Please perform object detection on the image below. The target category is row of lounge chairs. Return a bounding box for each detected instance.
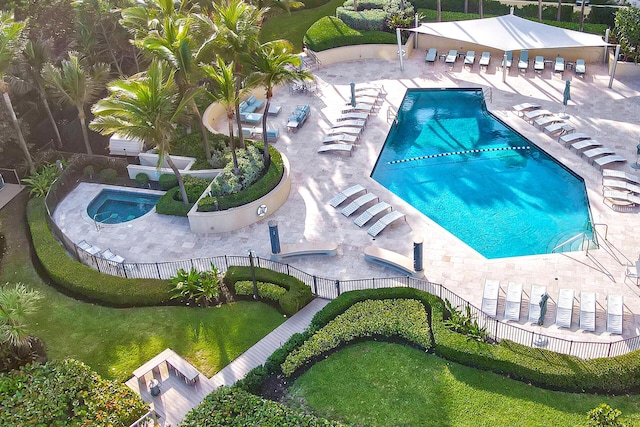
[518,104,576,138]
[425,48,490,70]
[329,184,405,236]
[601,169,640,209]
[77,240,126,264]
[481,280,623,334]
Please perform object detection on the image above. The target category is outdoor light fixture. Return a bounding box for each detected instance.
[247,249,258,300]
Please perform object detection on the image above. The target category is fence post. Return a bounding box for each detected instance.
[190,258,194,269]
[569,340,573,356]
[608,342,611,357]
[335,279,340,296]
[156,262,161,279]
[94,256,101,273]
[287,264,290,275]
[313,276,318,295]
[123,265,128,279]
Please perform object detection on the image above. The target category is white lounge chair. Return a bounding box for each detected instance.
[556,288,575,328]
[332,119,365,129]
[534,116,564,129]
[341,192,379,217]
[318,144,354,156]
[367,210,405,237]
[594,155,627,170]
[445,49,457,64]
[425,48,437,64]
[602,169,640,185]
[517,50,529,71]
[602,179,640,194]
[528,285,547,323]
[554,57,565,73]
[354,95,382,104]
[337,112,369,121]
[502,51,513,69]
[464,50,475,67]
[544,123,574,137]
[77,240,92,251]
[603,190,640,208]
[512,103,541,116]
[353,202,392,227]
[329,184,366,207]
[534,55,544,72]
[626,260,640,285]
[571,139,602,153]
[575,59,586,76]
[606,295,623,334]
[579,291,596,332]
[582,147,615,163]
[327,127,363,137]
[524,109,553,123]
[100,248,125,263]
[559,133,590,145]
[322,134,358,144]
[341,104,374,114]
[479,51,491,68]
[481,279,500,317]
[355,83,384,93]
[504,282,523,322]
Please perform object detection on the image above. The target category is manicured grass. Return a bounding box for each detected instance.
[288,342,640,426]
[0,193,286,381]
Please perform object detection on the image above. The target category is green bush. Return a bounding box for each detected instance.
[336,8,387,31]
[98,168,117,183]
[83,164,95,178]
[27,198,171,306]
[281,299,432,376]
[224,266,312,316]
[0,359,147,426]
[303,16,397,52]
[135,172,149,186]
[197,196,217,212]
[181,176,210,203]
[180,387,348,426]
[158,173,178,190]
[156,187,194,217]
[234,280,287,301]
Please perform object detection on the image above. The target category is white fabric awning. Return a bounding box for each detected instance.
[406,14,609,52]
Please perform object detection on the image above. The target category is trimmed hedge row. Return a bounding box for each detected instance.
[281,299,432,376]
[224,266,313,316]
[27,198,171,306]
[156,187,194,217]
[234,280,287,301]
[303,16,397,52]
[179,387,349,426]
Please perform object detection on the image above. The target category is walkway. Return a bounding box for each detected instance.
[126,297,329,426]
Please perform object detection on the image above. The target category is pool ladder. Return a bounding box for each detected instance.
[387,105,398,124]
[93,212,116,231]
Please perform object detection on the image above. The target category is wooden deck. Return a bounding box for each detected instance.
[125,298,329,426]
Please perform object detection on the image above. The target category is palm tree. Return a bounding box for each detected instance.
[44,52,110,155]
[437,0,441,22]
[538,0,543,22]
[0,11,35,174]
[557,0,562,21]
[90,60,197,204]
[0,283,42,358]
[248,41,311,168]
[479,0,483,19]
[201,57,243,175]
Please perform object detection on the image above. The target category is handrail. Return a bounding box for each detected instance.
[387,105,398,124]
[483,87,493,103]
[551,232,588,253]
[591,222,608,240]
[128,409,158,427]
[93,212,115,231]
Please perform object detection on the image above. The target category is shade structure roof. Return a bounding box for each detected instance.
[406,14,609,52]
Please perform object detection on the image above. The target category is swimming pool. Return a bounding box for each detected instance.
[371,88,593,259]
[87,189,161,224]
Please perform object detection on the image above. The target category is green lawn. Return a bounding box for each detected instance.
[0,193,286,381]
[288,342,640,426]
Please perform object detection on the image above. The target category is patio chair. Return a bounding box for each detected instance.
[464,50,475,67]
[504,282,523,322]
[481,279,500,317]
[559,132,591,145]
[603,190,640,208]
[329,184,366,207]
[337,112,369,122]
[570,139,602,153]
[317,144,353,156]
[594,155,627,170]
[252,128,280,143]
[367,210,405,237]
[534,55,545,72]
[341,104,374,114]
[322,134,358,145]
[341,192,379,217]
[534,116,564,129]
[332,119,365,129]
[575,59,586,76]
[579,291,596,332]
[99,248,125,263]
[286,104,311,132]
[544,123,575,137]
[328,127,363,138]
[517,50,529,71]
[445,50,457,65]
[554,57,565,73]
[523,109,553,123]
[479,51,491,69]
[602,179,640,194]
[528,284,547,324]
[425,48,437,64]
[606,294,623,334]
[240,112,263,124]
[602,169,640,185]
[353,201,392,227]
[502,51,513,69]
[555,288,575,329]
[582,147,615,163]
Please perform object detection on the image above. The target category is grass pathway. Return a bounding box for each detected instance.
[0,193,286,381]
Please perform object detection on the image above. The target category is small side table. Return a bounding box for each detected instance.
[268,105,282,116]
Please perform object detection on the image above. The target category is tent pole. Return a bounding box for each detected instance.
[604,29,610,64]
[396,28,404,72]
[502,52,507,83]
[414,14,419,49]
[608,44,620,89]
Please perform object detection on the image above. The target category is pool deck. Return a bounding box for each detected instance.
[54,53,640,343]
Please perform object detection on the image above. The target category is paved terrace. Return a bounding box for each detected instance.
[54,53,640,343]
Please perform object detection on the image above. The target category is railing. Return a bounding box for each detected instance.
[0,168,21,185]
[483,87,493,103]
[128,410,158,427]
[551,232,590,254]
[387,105,398,124]
[93,212,116,231]
[303,47,322,69]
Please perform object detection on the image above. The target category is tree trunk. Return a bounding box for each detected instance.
[557,0,562,21]
[166,154,189,204]
[538,0,543,22]
[234,69,245,149]
[479,0,483,18]
[464,0,468,14]
[227,113,239,175]
[579,1,586,31]
[78,109,93,155]
[2,90,35,174]
[437,0,441,22]
[39,91,63,150]
[192,101,211,162]
[262,95,271,169]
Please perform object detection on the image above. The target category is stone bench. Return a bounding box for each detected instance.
[364,246,424,278]
[271,242,338,261]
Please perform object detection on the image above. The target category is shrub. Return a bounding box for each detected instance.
[587,403,627,427]
[336,8,387,31]
[155,187,193,217]
[208,145,265,197]
[0,359,147,426]
[158,173,178,190]
[197,196,217,212]
[234,280,287,302]
[169,264,220,307]
[98,168,117,183]
[27,198,171,306]
[303,16,397,52]
[83,164,95,179]
[281,299,432,376]
[180,387,348,426]
[224,266,312,316]
[182,176,210,203]
[22,163,61,198]
[135,173,149,186]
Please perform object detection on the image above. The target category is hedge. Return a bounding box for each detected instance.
[224,266,312,316]
[179,387,349,426]
[156,187,194,217]
[0,359,147,426]
[303,16,397,52]
[234,280,287,302]
[281,299,432,376]
[27,198,171,306]
[336,8,387,31]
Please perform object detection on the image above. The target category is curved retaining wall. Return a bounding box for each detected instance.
[187,153,291,234]
[313,34,415,65]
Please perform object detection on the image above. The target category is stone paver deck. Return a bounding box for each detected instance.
[55,53,640,343]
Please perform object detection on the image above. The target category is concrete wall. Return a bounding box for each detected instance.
[609,52,640,77]
[314,34,415,65]
[187,153,291,234]
[138,152,195,170]
[202,88,267,134]
[126,164,221,181]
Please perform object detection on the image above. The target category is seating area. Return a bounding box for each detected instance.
[239,95,265,124]
[241,126,280,142]
[287,104,311,132]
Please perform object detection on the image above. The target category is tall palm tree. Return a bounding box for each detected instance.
[201,57,243,175]
[44,52,110,155]
[538,0,543,22]
[479,0,483,19]
[248,41,310,168]
[0,12,35,174]
[557,0,562,21]
[437,0,441,22]
[90,60,197,204]
[0,283,41,358]
[212,0,264,150]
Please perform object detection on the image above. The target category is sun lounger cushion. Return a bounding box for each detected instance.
[579,291,596,332]
[512,103,540,115]
[353,202,392,227]
[544,123,574,136]
[481,279,500,317]
[559,133,590,145]
[329,184,366,207]
[534,56,544,71]
[607,295,623,334]
[602,169,640,185]
[479,52,491,67]
[554,57,565,72]
[575,59,586,75]
[571,139,601,152]
[524,109,552,122]
[341,104,374,113]
[338,112,369,121]
[341,192,378,217]
[332,119,365,128]
[556,288,574,328]
[504,282,523,321]
[518,50,529,70]
[425,48,437,63]
[367,210,405,237]
[528,285,547,324]
[604,190,640,206]
[464,51,475,65]
[502,51,513,68]
[594,154,626,169]
[322,134,358,144]
[240,112,263,124]
[446,50,457,63]
[583,147,615,161]
[534,116,563,128]
[328,127,362,137]
[318,144,353,156]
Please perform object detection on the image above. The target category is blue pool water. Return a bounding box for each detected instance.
[87,189,161,224]
[371,88,592,259]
